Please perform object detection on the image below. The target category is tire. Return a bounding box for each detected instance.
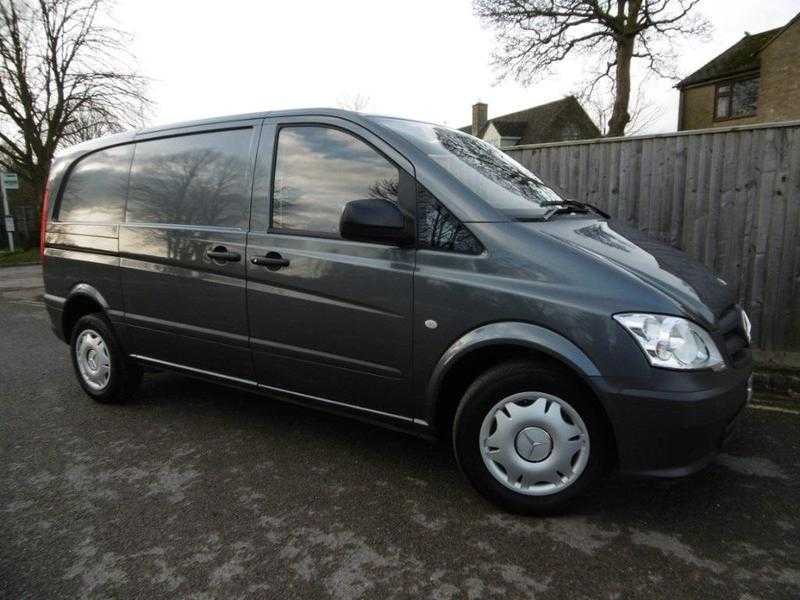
[70,313,142,404]
[453,360,608,515]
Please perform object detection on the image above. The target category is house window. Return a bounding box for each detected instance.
[715,77,759,120]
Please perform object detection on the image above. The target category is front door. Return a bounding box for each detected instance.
[246,117,416,419]
[119,123,260,381]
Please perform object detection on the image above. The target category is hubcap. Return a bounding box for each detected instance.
[75,329,111,391]
[479,392,590,496]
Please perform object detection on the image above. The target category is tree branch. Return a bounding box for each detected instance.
[475,0,710,135]
[0,0,151,206]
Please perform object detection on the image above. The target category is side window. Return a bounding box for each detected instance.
[417,186,483,255]
[57,145,133,223]
[272,126,400,236]
[126,129,252,228]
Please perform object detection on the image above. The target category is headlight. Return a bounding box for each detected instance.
[613,313,725,371]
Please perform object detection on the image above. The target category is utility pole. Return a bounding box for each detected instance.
[0,169,14,252]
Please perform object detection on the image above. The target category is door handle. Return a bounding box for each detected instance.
[251,252,290,270]
[206,247,241,262]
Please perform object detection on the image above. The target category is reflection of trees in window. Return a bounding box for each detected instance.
[125,130,251,263]
[272,126,400,236]
[130,149,240,226]
[368,177,399,202]
[58,145,133,223]
[272,179,303,230]
[434,127,560,205]
[127,131,250,230]
[417,186,482,255]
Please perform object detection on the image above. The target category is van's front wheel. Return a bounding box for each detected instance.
[70,313,141,403]
[453,360,607,514]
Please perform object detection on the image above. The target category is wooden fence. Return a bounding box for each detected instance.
[504,121,800,354]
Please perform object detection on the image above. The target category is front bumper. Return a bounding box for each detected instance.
[594,365,753,477]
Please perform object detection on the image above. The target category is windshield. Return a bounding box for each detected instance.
[374,117,566,219]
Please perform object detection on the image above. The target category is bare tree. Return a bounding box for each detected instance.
[474,0,710,136]
[583,74,661,135]
[337,92,370,112]
[0,0,150,210]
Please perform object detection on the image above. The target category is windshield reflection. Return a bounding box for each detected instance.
[375,118,564,217]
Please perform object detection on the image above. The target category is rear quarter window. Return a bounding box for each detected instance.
[126,129,253,229]
[57,145,133,223]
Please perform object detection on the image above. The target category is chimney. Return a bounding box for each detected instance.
[472,102,487,137]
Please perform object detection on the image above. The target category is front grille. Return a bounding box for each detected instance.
[717,305,749,367]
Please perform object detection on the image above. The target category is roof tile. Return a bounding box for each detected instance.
[677,28,780,88]
[459,96,599,143]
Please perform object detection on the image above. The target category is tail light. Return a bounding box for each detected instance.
[39,186,50,260]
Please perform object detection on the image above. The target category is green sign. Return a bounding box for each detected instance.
[2,173,18,189]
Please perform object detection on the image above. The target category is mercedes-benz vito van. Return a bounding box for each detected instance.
[41,109,753,513]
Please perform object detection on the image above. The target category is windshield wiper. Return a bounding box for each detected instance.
[540,199,610,220]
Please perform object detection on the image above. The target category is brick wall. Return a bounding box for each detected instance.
[679,18,800,130]
[680,84,760,130]
[759,18,800,122]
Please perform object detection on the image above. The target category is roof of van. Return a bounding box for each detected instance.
[51,107,507,224]
[137,107,377,134]
[54,108,416,159]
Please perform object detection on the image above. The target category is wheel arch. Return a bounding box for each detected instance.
[62,283,111,341]
[425,322,616,460]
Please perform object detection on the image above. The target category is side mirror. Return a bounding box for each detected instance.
[339,199,413,246]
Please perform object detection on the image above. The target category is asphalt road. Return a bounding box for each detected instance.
[1,266,798,599]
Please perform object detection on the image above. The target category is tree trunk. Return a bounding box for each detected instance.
[607,34,635,137]
[27,166,49,218]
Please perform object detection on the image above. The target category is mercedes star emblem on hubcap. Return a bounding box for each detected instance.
[514,426,553,462]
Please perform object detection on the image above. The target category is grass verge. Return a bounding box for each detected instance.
[0,247,39,266]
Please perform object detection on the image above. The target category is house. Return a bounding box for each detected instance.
[676,12,800,130]
[459,97,600,147]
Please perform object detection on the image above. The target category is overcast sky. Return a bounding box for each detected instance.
[114,0,800,133]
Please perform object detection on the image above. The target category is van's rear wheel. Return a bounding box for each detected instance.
[70,313,141,404]
[453,360,607,514]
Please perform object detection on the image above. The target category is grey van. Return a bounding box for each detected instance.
[41,109,753,513]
